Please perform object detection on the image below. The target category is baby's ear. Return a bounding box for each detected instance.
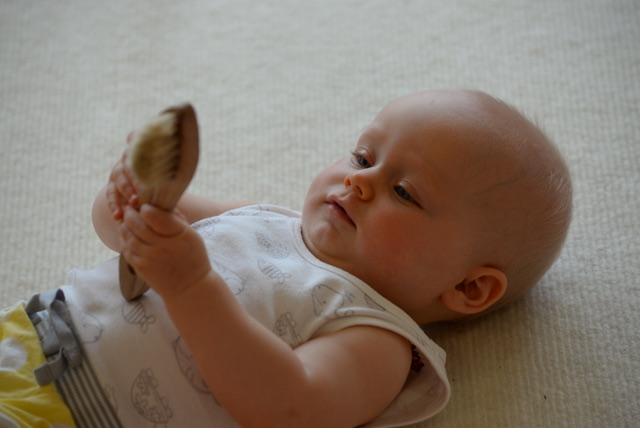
[440,267,507,315]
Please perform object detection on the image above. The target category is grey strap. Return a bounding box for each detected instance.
[26,289,83,386]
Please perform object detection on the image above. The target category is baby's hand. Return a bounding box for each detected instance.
[119,204,212,297]
[107,132,140,221]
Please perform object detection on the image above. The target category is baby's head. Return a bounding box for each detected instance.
[301,90,572,324]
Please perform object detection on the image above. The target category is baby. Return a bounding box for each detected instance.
[1,90,572,428]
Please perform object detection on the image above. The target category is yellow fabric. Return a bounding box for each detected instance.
[0,303,76,428]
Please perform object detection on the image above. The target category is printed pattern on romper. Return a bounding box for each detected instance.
[211,259,246,295]
[67,302,105,344]
[173,336,214,396]
[248,209,304,347]
[255,216,293,284]
[311,284,356,319]
[122,299,156,333]
[131,368,173,427]
[273,311,302,348]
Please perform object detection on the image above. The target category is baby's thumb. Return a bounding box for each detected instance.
[139,204,187,236]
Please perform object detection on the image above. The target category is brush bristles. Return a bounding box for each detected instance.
[127,112,179,187]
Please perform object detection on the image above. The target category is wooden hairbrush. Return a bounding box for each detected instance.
[119,103,199,300]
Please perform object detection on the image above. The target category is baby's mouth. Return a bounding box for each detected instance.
[327,199,355,227]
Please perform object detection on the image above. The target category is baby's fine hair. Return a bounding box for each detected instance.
[470,92,573,315]
[504,125,573,304]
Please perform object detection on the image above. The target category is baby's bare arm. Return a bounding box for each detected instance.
[165,271,412,428]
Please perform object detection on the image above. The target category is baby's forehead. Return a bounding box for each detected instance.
[369,91,552,171]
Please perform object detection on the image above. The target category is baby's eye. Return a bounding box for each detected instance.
[357,156,371,168]
[351,151,372,168]
[395,186,414,202]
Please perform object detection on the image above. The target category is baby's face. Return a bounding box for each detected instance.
[302,91,499,323]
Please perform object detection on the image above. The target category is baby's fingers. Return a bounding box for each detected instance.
[106,180,126,220]
[121,205,157,245]
[110,158,139,208]
[139,204,188,237]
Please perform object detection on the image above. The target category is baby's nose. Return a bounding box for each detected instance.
[344,170,373,201]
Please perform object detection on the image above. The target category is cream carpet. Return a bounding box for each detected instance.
[1,1,638,427]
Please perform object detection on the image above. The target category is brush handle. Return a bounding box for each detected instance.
[119,103,199,300]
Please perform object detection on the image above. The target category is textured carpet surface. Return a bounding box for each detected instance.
[1,1,638,426]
